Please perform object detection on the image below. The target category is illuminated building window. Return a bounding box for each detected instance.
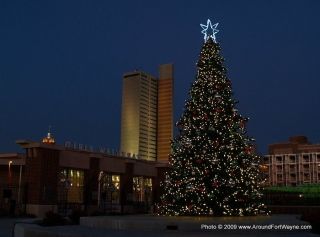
[100,174,120,204]
[133,177,143,202]
[58,168,84,203]
[133,176,152,203]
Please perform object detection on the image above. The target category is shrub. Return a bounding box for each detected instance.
[41,211,66,226]
[68,209,87,224]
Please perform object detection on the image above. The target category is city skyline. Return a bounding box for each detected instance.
[1,0,320,154]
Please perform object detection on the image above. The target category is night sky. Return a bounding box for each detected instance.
[1,0,320,154]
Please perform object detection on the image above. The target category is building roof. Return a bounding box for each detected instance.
[268,136,320,155]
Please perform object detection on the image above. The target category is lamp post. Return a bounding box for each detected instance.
[17,164,23,206]
[98,171,104,208]
[8,160,13,186]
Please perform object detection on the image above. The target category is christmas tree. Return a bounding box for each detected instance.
[158,20,266,216]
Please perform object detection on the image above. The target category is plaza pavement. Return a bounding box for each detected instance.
[0,218,15,237]
[3,215,319,237]
[0,218,35,237]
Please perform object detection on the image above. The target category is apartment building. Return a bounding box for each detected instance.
[263,136,320,186]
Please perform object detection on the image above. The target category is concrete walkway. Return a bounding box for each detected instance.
[12,215,319,237]
[0,218,15,237]
[0,218,35,237]
[80,214,313,231]
[14,224,319,237]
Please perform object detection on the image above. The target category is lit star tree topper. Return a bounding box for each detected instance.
[200,19,219,42]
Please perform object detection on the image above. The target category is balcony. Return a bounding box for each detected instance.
[289,169,296,173]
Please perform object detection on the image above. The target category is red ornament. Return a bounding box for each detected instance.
[213,140,219,147]
[212,181,219,188]
[187,204,193,209]
[245,146,254,154]
[196,159,202,164]
[198,187,205,192]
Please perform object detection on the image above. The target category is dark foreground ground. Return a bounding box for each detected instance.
[1,215,319,237]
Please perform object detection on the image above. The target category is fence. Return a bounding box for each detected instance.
[0,184,27,216]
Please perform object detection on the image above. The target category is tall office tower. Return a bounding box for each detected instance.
[120,71,158,161]
[157,64,174,162]
[120,64,174,161]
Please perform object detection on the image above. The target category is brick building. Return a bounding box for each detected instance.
[0,138,168,217]
[1,63,174,217]
[263,136,320,186]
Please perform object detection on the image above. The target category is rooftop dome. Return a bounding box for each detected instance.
[42,126,55,144]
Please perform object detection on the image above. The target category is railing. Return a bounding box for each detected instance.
[0,184,27,216]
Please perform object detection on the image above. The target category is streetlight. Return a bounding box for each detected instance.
[98,171,104,208]
[8,161,13,185]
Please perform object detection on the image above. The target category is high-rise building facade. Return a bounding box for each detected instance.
[120,64,173,161]
[157,64,174,162]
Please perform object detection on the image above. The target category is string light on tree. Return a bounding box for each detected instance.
[157,19,268,216]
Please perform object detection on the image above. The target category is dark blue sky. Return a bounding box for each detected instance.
[1,0,320,154]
